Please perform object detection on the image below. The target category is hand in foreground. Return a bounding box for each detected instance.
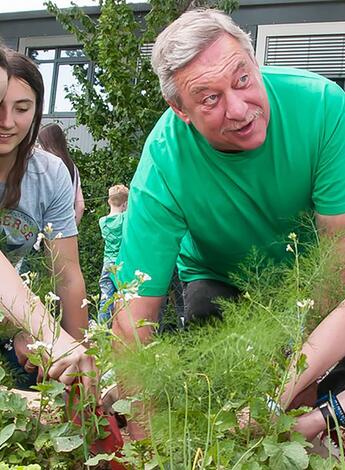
[48,332,98,396]
[14,331,37,375]
[14,330,98,396]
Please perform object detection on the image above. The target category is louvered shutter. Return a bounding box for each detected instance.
[263,33,345,78]
[140,43,154,60]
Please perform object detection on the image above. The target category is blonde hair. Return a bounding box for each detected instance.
[108,184,129,207]
[151,9,254,105]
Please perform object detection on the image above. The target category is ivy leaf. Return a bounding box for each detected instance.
[0,423,16,447]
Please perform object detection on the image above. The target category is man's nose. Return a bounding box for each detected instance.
[224,92,248,121]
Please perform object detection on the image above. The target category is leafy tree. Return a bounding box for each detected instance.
[45,0,239,295]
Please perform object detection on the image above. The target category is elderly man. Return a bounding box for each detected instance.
[112,8,345,442]
[115,8,345,337]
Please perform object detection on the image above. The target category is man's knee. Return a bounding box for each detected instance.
[182,279,239,324]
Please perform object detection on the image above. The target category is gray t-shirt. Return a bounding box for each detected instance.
[0,148,77,271]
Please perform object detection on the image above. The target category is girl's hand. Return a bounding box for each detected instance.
[48,334,98,395]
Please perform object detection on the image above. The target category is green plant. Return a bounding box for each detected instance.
[109,230,345,469]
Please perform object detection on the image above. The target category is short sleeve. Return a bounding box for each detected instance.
[117,142,187,296]
[313,83,345,215]
[43,162,77,238]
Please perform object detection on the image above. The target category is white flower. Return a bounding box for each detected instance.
[243,291,251,300]
[124,292,140,301]
[81,298,91,309]
[83,330,91,344]
[33,232,45,251]
[44,222,53,234]
[27,341,53,353]
[286,244,294,253]
[45,291,60,302]
[288,232,297,241]
[21,271,31,286]
[55,232,63,239]
[31,295,40,305]
[141,90,147,96]
[134,270,152,282]
[296,299,315,310]
[88,319,98,331]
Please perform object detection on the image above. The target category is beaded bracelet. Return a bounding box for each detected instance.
[319,402,336,430]
[330,394,345,427]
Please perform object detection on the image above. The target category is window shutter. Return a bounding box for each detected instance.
[264,34,345,78]
[140,43,154,60]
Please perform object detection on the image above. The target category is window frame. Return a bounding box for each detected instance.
[19,35,93,117]
[255,22,345,89]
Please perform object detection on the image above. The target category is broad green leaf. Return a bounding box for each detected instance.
[276,414,296,434]
[266,441,309,469]
[0,423,16,447]
[52,434,83,452]
[112,398,132,416]
[309,454,338,469]
[0,366,5,383]
[241,463,263,470]
[34,432,50,452]
[85,452,116,465]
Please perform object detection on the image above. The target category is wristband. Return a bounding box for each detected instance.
[319,402,336,430]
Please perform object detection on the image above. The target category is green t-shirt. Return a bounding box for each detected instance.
[99,212,126,263]
[117,66,345,295]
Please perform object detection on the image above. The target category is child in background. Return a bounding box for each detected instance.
[98,184,128,325]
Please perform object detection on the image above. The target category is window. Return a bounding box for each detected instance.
[28,46,92,115]
[19,36,94,116]
[256,22,345,90]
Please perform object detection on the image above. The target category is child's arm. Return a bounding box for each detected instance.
[0,250,96,391]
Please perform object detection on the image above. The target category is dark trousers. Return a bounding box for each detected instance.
[182,279,240,325]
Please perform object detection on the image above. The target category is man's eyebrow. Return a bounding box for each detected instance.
[233,60,247,74]
[191,85,209,96]
[190,60,248,96]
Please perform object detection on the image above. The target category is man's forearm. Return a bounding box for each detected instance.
[281,300,345,408]
[112,297,163,346]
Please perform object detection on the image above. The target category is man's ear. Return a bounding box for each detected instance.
[167,99,191,125]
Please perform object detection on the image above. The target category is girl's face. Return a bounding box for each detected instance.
[0,67,8,102]
[0,76,36,161]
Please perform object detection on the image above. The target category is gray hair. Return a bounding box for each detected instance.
[151,9,254,105]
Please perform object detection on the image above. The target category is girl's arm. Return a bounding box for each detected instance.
[45,236,88,341]
[0,250,96,390]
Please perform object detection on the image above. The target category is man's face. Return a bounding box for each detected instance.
[169,34,270,152]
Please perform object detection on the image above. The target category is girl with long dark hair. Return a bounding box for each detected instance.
[0,48,95,391]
